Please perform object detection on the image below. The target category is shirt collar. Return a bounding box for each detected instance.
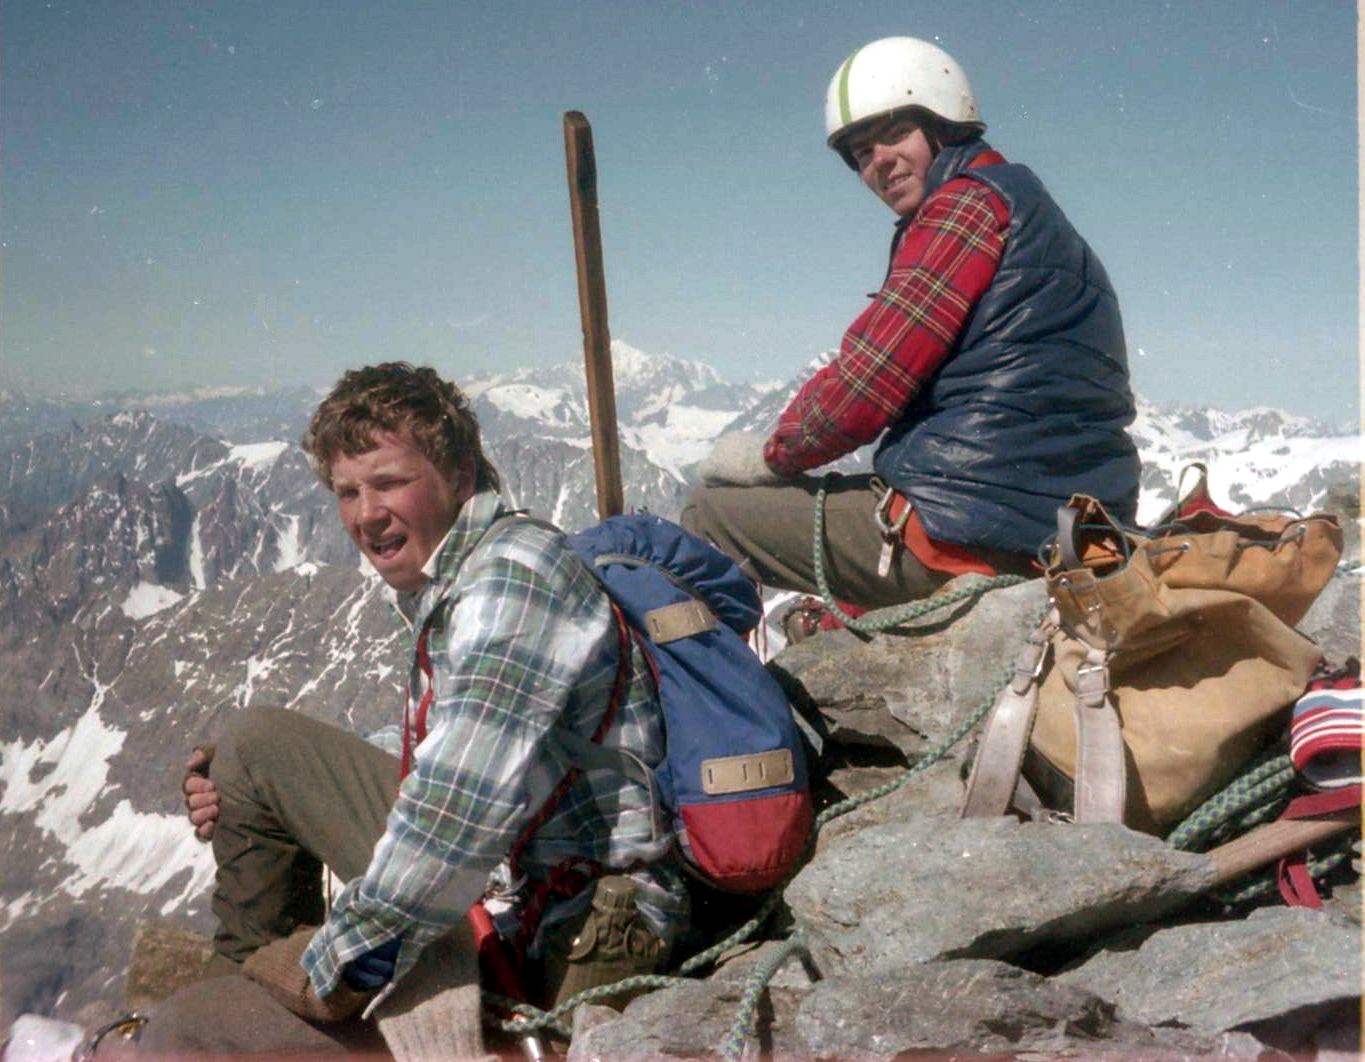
[394,489,505,625]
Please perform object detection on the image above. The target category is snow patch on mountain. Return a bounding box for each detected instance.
[188,513,207,589]
[63,803,214,912]
[0,707,125,835]
[481,383,573,423]
[120,582,185,620]
[175,439,289,489]
[273,514,307,571]
[0,704,211,922]
[622,405,739,478]
[228,440,289,472]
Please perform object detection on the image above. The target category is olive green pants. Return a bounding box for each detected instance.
[136,707,663,1055]
[209,706,398,964]
[133,707,398,1057]
[680,475,1034,609]
[680,475,951,609]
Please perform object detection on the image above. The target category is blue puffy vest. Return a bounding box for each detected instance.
[873,139,1141,557]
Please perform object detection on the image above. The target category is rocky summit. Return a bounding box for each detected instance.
[566,565,1359,1059]
[0,346,1360,1057]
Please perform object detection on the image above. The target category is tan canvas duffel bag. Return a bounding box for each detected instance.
[962,482,1343,835]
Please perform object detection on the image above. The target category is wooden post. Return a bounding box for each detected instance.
[563,111,624,519]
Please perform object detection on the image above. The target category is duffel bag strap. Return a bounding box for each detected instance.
[1072,642,1126,823]
[961,611,1058,819]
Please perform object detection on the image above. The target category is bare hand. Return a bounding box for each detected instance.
[183,746,219,842]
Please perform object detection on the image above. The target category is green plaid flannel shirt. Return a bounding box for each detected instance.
[302,491,685,998]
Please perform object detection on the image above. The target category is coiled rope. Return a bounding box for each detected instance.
[1166,746,1358,907]
[1167,747,1295,852]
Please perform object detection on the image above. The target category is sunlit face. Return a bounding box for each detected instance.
[848,117,936,218]
[330,431,472,592]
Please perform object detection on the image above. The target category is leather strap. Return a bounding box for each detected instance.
[550,728,664,847]
[700,749,795,795]
[643,599,717,643]
[1072,643,1126,823]
[960,613,1057,819]
[1056,504,1084,572]
[1274,786,1362,906]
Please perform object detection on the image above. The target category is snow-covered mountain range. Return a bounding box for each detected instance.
[0,341,1359,1028]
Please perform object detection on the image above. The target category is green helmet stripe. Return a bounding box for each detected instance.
[836,49,860,126]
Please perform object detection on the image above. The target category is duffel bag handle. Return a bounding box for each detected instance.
[1048,495,1134,578]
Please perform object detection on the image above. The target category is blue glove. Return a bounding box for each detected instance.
[341,936,402,991]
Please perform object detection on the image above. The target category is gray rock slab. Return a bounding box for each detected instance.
[124,920,214,1010]
[1300,567,1362,663]
[786,817,1218,976]
[815,757,967,853]
[565,977,807,1061]
[793,959,1222,1061]
[773,578,1046,757]
[1058,905,1363,1038]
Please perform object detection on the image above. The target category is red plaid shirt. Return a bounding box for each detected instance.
[765,152,1009,476]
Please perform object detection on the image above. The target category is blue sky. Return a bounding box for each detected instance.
[1,1,1357,422]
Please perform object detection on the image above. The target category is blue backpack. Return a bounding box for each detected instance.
[564,514,813,893]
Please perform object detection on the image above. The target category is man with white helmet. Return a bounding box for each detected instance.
[684,37,1140,611]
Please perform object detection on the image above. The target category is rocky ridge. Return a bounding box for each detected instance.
[0,346,1360,1054]
[572,571,1361,1059]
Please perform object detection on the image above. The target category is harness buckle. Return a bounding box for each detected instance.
[874,485,911,578]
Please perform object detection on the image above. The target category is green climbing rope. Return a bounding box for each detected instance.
[1166,748,1295,851]
[717,931,811,1062]
[1166,745,1356,909]
[810,474,1029,632]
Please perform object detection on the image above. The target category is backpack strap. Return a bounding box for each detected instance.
[1055,504,1085,572]
[1071,641,1126,823]
[506,603,633,878]
[961,610,1057,818]
[961,606,1127,824]
[549,729,665,848]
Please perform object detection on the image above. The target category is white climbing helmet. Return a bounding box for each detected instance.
[825,37,985,168]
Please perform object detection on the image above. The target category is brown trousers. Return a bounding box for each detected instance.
[135,708,661,1055]
[209,706,398,964]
